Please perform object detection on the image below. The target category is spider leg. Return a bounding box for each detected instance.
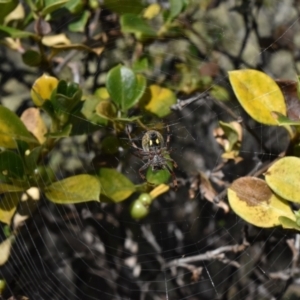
[139,162,150,180]
[126,125,141,150]
[166,124,171,150]
[165,164,178,190]
[165,157,178,168]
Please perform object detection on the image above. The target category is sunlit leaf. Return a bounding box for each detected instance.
[31,74,59,106]
[45,174,101,204]
[265,156,300,203]
[143,3,161,19]
[0,235,15,266]
[0,0,18,24]
[42,33,71,47]
[228,177,295,228]
[98,168,136,202]
[106,65,146,110]
[0,106,37,148]
[141,84,176,117]
[0,192,20,225]
[228,69,286,125]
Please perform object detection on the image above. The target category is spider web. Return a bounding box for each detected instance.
[1,1,300,300]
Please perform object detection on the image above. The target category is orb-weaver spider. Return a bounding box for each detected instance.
[126,125,178,189]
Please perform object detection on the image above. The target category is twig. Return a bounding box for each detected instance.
[171,93,208,111]
[166,238,249,269]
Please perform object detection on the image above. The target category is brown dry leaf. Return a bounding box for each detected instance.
[275,79,300,121]
[20,108,47,144]
[198,172,229,213]
[199,62,219,77]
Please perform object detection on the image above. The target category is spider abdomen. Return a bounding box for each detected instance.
[142,130,164,152]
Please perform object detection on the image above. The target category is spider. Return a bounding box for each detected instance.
[126,125,178,189]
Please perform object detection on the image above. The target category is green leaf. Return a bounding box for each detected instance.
[103,0,144,15]
[265,156,300,203]
[68,10,90,32]
[0,183,25,194]
[98,168,135,202]
[42,0,69,16]
[0,106,37,148]
[22,49,42,67]
[141,84,176,117]
[279,216,300,231]
[210,85,229,101]
[271,111,300,126]
[46,124,72,138]
[146,168,170,185]
[0,0,18,24]
[219,121,239,152]
[101,136,120,154]
[120,14,156,39]
[0,192,20,225]
[132,57,149,72]
[0,24,36,38]
[45,174,101,204]
[168,0,184,20]
[106,65,146,110]
[64,0,84,13]
[0,151,24,179]
[96,100,117,120]
[50,43,100,59]
[81,95,108,126]
[51,80,82,113]
[228,69,286,125]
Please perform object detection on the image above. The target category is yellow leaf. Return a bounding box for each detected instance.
[143,3,161,19]
[0,192,20,225]
[265,156,300,203]
[0,235,14,266]
[142,85,176,117]
[228,177,295,228]
[42,33,71,47]
[228,69,286,125]
[31,74,58,106]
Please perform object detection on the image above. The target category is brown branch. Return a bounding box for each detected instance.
[166,238,249,269]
